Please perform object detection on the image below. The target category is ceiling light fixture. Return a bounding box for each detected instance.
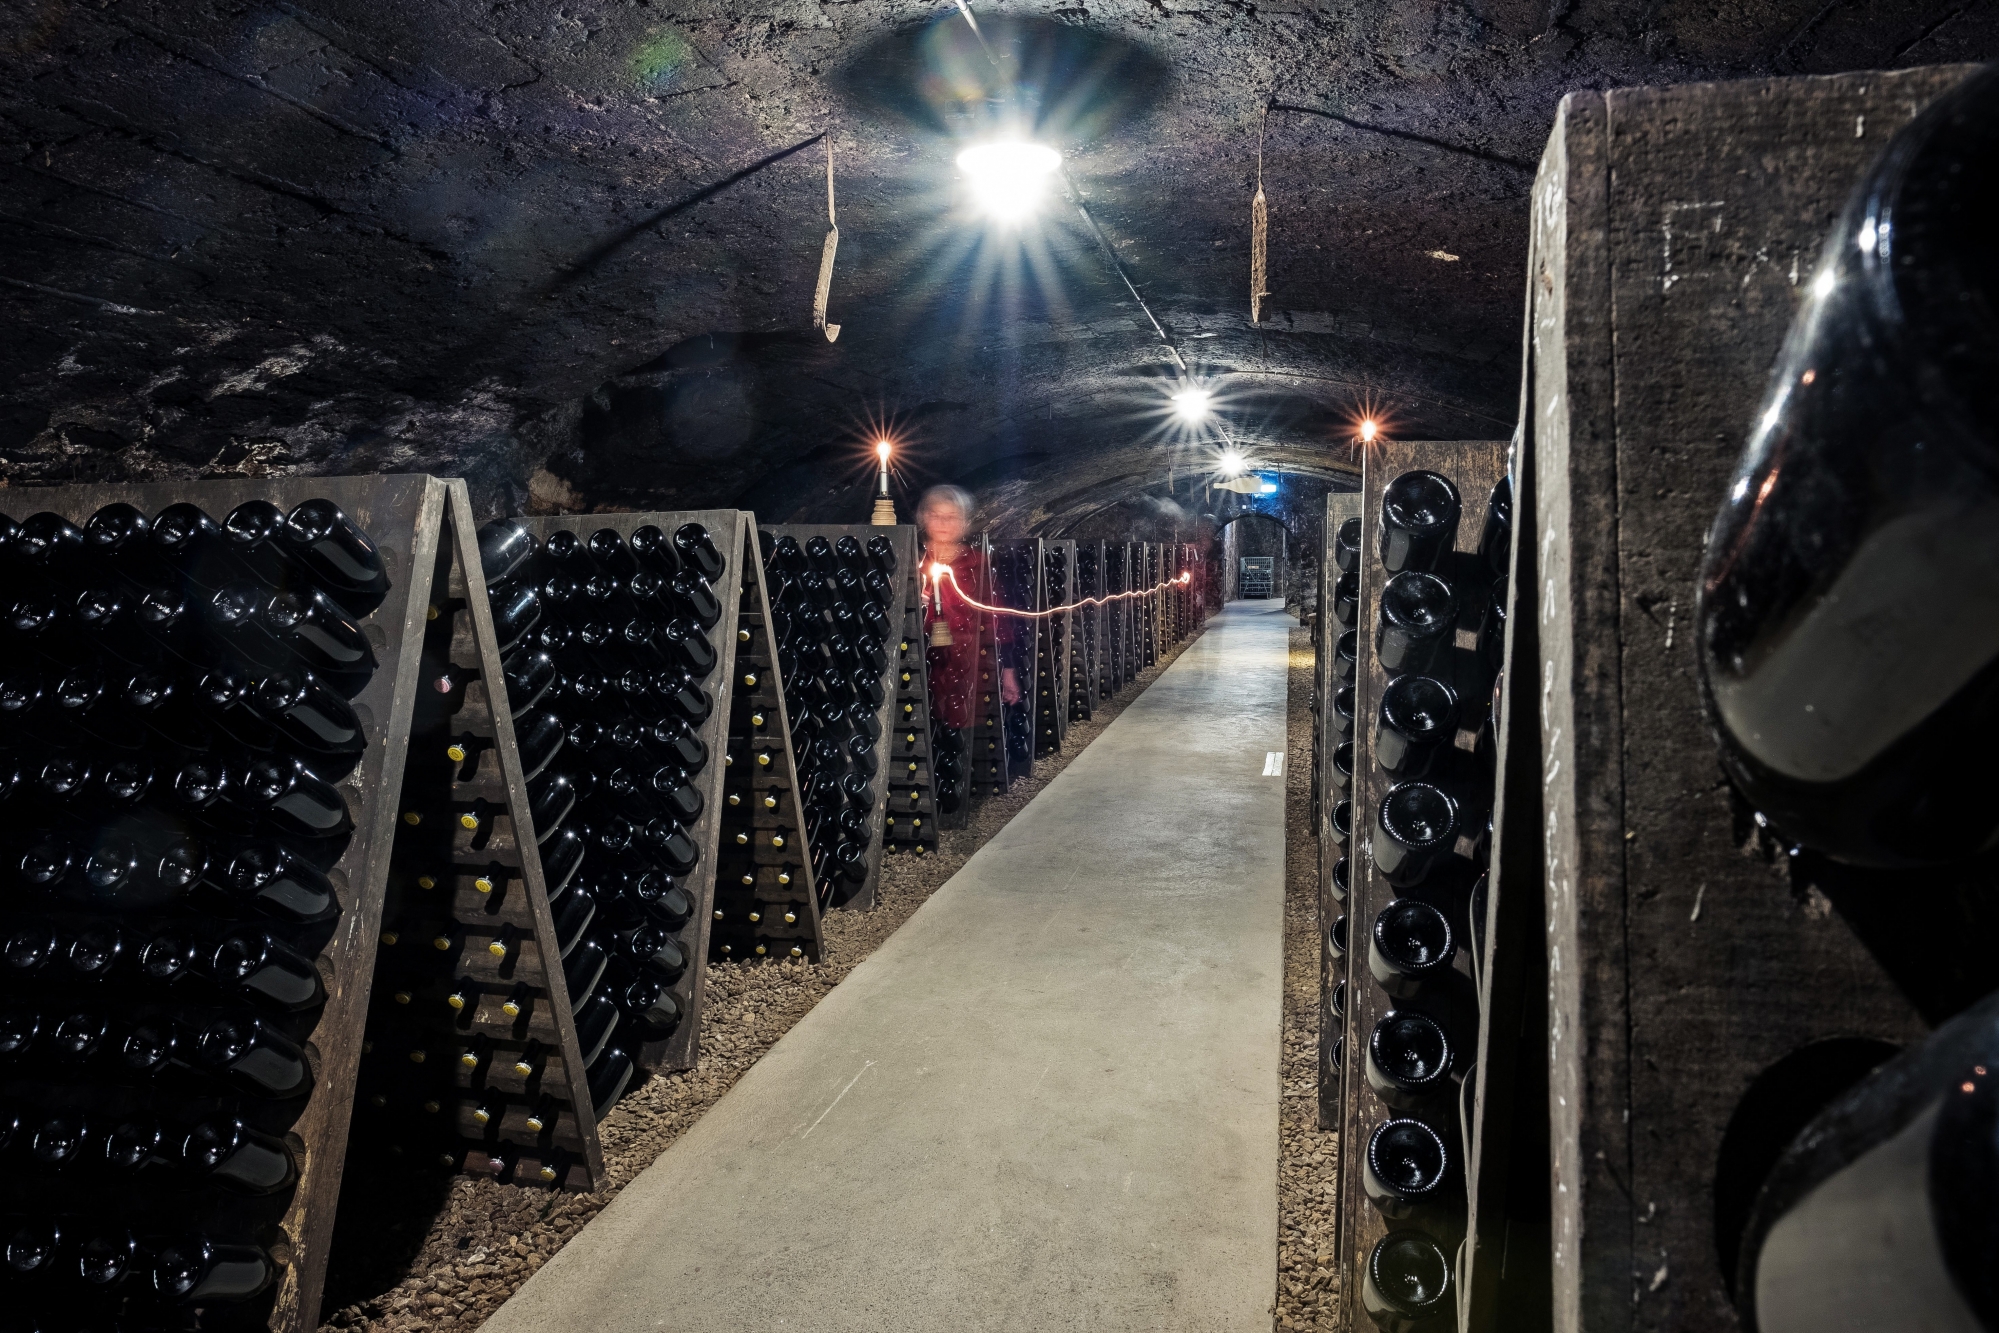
[957,141,1063,223]
[1170,387,1214,423]
[1358,418,1379,443]
[1218,449,1246,477]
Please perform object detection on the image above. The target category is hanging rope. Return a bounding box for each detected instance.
[812,135,841,343]
[1251,100,1272,325]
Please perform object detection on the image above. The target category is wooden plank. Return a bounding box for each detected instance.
[713,517,824,960]
[1526,68,1979,1333]
[1334,441,1506,1330]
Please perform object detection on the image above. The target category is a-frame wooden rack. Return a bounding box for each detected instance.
[757,523,927,912]
[0,475,603,1333]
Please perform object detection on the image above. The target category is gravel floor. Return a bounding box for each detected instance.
[1276,624,1343,1330]
[317,627,1207,1333]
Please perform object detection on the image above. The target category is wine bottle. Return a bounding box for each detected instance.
[13,512,89,592]
[1331,799,1352,848]
[77,1229,143,1288]
[1332,856,1350,904]
[138,932,199,988]
[0,1009,39,1060]
[1331,684,1356,742]
[573,990,620,1066]
[1741,987,1999,1333]
[190,1012,313,1097]
[1365,1010,1454,1108]
[617,926,687,984]
[1364,1118,1452,1219]
[1372,782,1459,888]
[1333,740,1354,794]
[219,499,306,590]
[587,1042,635,1117]
[182,1117,297,1194]
[28,1113,88,1168]
[48,1010,108,1062]
[151,1236,275,1304]
[541,825,587,896]
[619,977,683,1036]
[1328,915,1348,961]
[528,769,577,841]
[476,518,538,589]
[253,668,367,766]
[671,570,721,630]
[1368,900,1457,998]
[563,934,610,1007]
[83,501,154,581]
[228,754,353,839]
[210,931,325,1011]
[102,1117,173,1173]
[1335,628,1358,682]
[502,649,557,717]
[515,709,567,780]
[553,885,597,956]
[219,843,338,923]
[1377,572,1459,676]
[66,925,127,983]
[1361,1230,1456,1332]
[1374,675,1460,780]
[1335,517,1363,573]
[628,525,681,576]
[3,1217,60,1279]
[491,580,543,656]
[282,498,392,617]
[1694,67,1999,868]
[1379,470,1462,575]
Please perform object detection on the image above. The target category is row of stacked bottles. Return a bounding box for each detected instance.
[1325,464,1510,1333]
[881,530,941,858]
[0,491,393,1329]
[749,530,903,921]
[1035,542,1074,758]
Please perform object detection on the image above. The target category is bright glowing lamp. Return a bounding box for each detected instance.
[875,438,892,462]
[1259,482,1278,494]
[1218,449,1246,477]
[1359,418,1379,443]
[1171,387,1214,423]
[957,142,1063,223]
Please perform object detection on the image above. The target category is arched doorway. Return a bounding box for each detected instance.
[1216,512,1293,602]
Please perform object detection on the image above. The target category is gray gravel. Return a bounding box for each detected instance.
[1275,624,1343,1329]
[317,630,1207,1333]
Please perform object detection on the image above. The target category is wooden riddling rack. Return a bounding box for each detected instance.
[1314,493,1362,1128]
[503,511,748,1075]
[1448,64,1992,1333]
[0,473,589,1333]
[1036,540,1076,757]
[969,537,1035,804]
[353,485,618,1200]
[757,525,924,913]
[1321,442,1508,1331]
[886,541,944,856]
[1069,541,1100,723]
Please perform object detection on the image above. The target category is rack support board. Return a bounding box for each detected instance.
[1505,68,1980,1333]
[512,511,749,1074]
[1329,442,1506,1332]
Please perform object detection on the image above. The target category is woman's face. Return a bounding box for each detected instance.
[922,501,968,547]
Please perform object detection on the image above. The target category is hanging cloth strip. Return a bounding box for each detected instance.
[1251,100,1272,325]
[812,136,841,342]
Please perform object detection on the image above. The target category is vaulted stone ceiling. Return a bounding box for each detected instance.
[2,1,1989,532]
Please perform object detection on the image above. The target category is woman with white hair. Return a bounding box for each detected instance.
[918,487,1020,809]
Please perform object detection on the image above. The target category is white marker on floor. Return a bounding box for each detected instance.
[1263,752,1284,776]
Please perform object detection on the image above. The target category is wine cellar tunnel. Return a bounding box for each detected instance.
[1,3,1998,1333]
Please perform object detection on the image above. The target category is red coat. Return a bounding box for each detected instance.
[921,545,989,729]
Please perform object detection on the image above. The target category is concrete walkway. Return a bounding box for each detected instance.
[483,600,1293,1333]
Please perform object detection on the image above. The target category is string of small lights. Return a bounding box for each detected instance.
[927,561,1190,618]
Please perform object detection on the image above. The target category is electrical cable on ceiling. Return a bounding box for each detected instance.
[813,135,842,342]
